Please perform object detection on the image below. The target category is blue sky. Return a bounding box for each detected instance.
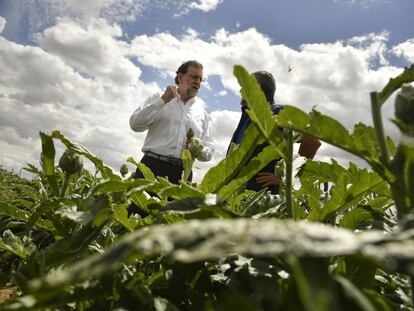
[0,0,413,180]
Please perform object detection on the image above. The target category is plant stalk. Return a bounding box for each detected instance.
[411,276,414,309]
[286,129,294,219]
[61,174,71,197]
[370,92,391,166]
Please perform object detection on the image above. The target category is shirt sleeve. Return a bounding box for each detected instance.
[129,94,165,132]
[196,112,215,162]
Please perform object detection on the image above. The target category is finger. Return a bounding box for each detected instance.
[256,177,271,184]
[257,172,272,177]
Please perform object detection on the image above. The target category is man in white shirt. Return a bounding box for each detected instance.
[129,60,214,210]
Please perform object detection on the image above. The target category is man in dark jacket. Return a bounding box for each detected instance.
[227,71,321,194]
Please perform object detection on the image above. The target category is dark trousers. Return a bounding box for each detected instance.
[127,155,192,216]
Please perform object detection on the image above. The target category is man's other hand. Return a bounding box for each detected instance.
[298,135,321,159]
[256,172,280,188]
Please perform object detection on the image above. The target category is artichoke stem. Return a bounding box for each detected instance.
[285,129,294,219]
[61,174,72,197]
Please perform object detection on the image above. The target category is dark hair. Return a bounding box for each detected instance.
[252,71,276,104]
[175,60,203,85]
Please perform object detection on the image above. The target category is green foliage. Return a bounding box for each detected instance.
[0,64,413,310]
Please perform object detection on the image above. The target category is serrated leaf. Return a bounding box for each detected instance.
[181,149,193,182]
[218,144,280,200]
[127,157,156,181]
[308,168,387,222]
[199,124,263,193]
[339,207,374,230]
[233,65,286,159]
[298,159,347,184]
[335,275,376,311]
[87,179,155,197]
[113,204,138,231]
[0,230,28,259]
[274,107,395,181]
[7,218,414,309]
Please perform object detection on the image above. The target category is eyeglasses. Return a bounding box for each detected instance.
[186,74,206,83]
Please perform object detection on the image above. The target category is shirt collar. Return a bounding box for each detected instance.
[178,95,196,106]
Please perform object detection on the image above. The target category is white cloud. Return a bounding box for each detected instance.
[218,90,227,96]
[0,16,6,33]
[0,21,158,177]
[392,39,414,63]
[37,18,140,86]
[2,0,222,36]
[333,0,387,8]
[189,0,224,12]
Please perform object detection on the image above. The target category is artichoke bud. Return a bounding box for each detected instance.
[188,138,204,158]
[120,164,129,177]
[59,149,83,175]
[395,85,414,126]
[186,128,194,140]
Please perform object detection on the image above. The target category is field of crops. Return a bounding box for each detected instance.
[0,65,413,310]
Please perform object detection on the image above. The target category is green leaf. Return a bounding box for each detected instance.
[87,179,155,197]
[181,149,194,182]
[363,290,393,311]
[161,200,238,220]
[288,257,336,311]
[339,207,374,230]
[7,218,414,308]
[199,124,263,194]
[337,257,377,290]
[274,107,395,181]
[0,202,29,222]
[335,275,376,311]
[127,157,156,181]
[40,223,109,269]
[113,203,138,231]
[308,166,388,222]
[0,230,29,259]
[55,205,94,226]
[218,144,280,200]
[39,132,59,196]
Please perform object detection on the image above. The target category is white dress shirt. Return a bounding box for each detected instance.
[130,93,215,161]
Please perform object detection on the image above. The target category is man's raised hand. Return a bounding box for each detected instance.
[161,85,177,104]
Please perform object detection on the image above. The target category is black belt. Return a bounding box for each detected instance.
[144,151,183,166]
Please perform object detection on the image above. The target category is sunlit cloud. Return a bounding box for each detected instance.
[189,0,224,12]
[392,39,414,63]
[0,16,5,33]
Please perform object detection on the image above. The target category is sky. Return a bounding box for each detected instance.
[0,0,413,181]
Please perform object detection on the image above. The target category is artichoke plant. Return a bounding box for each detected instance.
[186,128,194,141]
[120,164,129,177]
[58,149,83,196]
[59,149,83,175]
[188,138,204,159]
[395,85,414,135]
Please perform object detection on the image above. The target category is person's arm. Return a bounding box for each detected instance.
[129,86,176,132]
[196,112,215,161]
[298,135,321,159]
